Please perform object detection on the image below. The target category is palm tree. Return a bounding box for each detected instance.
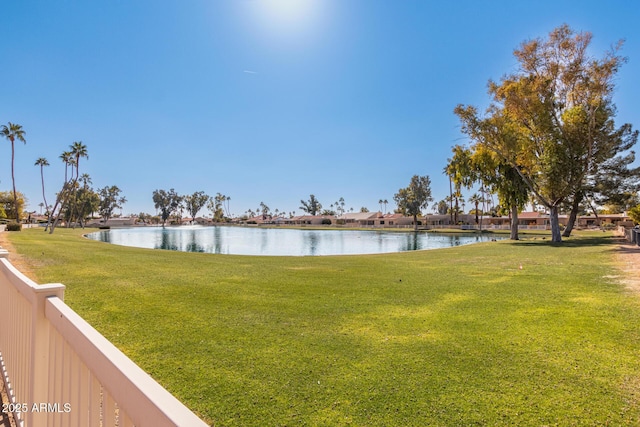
[67,142,88,226]
[48,151,74,232]
[453,190,462,224]
[59,151,73,182]
[378,199,383,212]
[80,173,92,189]
[35,157,50,220]
[70,141,88,180]
[1,123,27,222]
[383,199,388,214]
[468,193,483,227]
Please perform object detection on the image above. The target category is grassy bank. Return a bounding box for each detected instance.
[5,228,640,425]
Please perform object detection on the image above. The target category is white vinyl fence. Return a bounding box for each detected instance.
[0,250,208,427]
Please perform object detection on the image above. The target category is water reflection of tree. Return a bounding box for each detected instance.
[212,226,223,254]
[259,229,269,254]
[185,229,205,253]
[305,231,320,255]
[400,232,422,252]
[156,228,179,251]
[99,230,111,243]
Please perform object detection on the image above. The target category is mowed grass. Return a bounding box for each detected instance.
[6,228,640,426]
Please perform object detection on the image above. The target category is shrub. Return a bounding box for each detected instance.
[629,204,640,225]
[321,218,332,225]
[6,222,22,231]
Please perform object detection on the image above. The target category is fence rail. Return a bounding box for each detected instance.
[0,250,208,427]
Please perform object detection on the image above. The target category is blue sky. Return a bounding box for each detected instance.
[1,1,639,217]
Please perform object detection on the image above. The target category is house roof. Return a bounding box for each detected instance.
[339,212,379,221]
[519,211,545,219]
[383,213,405,219]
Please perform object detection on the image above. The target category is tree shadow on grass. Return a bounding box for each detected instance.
[613,238,640,254]
[505,235,624,249]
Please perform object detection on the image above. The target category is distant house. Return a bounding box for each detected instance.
[207,210,633,230]
[424,214,453,227]
[516,211,549,228]
[245,215,267,224]
[193,217,212,226]
[474,211,634,230]
[337,212,427,228]
[338,212,379,226]
[271,216,289,225]
[284,215,333,225]
[86,217,136,227]
[379,213,415,227]
[577,213,633,228]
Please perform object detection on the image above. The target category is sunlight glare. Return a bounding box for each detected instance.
[248,0,325,45]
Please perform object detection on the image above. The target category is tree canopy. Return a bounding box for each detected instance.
[99,185,126,225]
[184,191,210,222]
[394,175,432,231]
[455,24,637,242]
[153,188,183,226]
[0,191,26,221]
[629,204,640,225]
[300,194,322,216]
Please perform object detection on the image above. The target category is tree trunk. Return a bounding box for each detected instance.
[40,169,49,220]
[454,198,459,224]
[46,195,62,232]
[11,141,19,223]
[562,193,582,237]
[49,181,74,234]
[549,205,562,242]
[50,206,65,234]
[474,202,479,226]
[413,214,418,231]
[510,204,519,240]
[448,178,453,224]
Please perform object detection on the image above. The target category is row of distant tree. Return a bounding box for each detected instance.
[149,191,377,226]
[151,189,231,226]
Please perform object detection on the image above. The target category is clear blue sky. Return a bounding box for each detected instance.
[1,1,639,217]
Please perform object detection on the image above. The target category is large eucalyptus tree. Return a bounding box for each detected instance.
[184,191,210,223]
[153,189,183,226]
[299,195,322,216]
[394,175,433,231]
[455,25,636,242]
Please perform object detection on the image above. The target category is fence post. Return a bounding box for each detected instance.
[0,251,65,427]
[28,285,65,426]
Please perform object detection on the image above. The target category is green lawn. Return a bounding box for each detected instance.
[6,228,640,426]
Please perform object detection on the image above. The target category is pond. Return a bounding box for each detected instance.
[86,226,500,256]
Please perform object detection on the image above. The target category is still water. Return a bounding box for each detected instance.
[86,226,499,256]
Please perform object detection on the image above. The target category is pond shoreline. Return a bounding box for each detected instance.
[85,225,505,256]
